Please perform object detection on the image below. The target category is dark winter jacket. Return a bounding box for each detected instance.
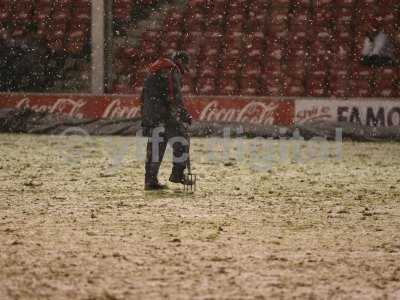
[361,31,397,67]
[140,58,191,129]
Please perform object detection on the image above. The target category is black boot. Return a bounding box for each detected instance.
[145,181,167,191]
[145,162,167,191]
[169,167,194,185]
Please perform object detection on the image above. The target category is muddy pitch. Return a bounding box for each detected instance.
[1,134,400,300]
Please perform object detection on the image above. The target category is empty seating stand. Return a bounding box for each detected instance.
[0,0,398,96]
[0,0,158,57]
[0,0,90,56]
[117,0,399,97]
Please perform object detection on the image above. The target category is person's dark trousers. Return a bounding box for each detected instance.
[144,121,189,185]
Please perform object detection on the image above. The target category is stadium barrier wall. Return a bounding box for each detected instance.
[296,99,400,128]
[0,93,399,139]
[0,93,294,125]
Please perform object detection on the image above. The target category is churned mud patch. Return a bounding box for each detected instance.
[1,134,400,300]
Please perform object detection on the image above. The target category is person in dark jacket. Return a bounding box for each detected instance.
[141,51,193,190]
[361,22,397,67]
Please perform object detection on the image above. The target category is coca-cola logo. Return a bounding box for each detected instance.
[295,105,332,124]
[102,99,141,119]
[16,97,86,119]
[199,100,280,125]
[13,97,141,120]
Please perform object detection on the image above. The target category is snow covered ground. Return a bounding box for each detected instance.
[1,134,400,299]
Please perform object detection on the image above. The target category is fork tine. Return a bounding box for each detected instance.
[183,173,197,193]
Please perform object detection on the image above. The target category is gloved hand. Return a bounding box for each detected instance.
[180,108,192,125]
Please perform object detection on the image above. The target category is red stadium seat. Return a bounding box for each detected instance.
[348,64,374,97]
[47,39,64,53]
[187,0,207,10]
[165,30,182,42]
[378,67,397,80]
[266,7,289,34]
[261,62,284,96]
[329,63,351,80]
[197,77,216,95]
[184,11,204,32]
[247,5,267,32]
[264,79,283,96]
[54,0,72,9]
[354,4,376,28]
[270,0,290,8]
[211,0,227,15]
[314,0,334,6]
[184,47,202,70]
[243,32,265,52]
[285,59,307,80]
[264,60,284,77]
[348,80,373,97]
[142,30,161,43]
[329,78,349,97]
[373,67,398,97]
[140,31,161,62]
[136,0,155,6]
[197,63,218,79]
[290,7,311,28]
[33,1,52,22]
[66,30,85,55]
[113,0,133,23]
[228,0,247,16]
[204,31,224,49]
[218,77,239,95]
[374,79,397,97]
[164,8,183,31]
[313,6,333,27]
[283,77,305,96]
[131,69,147,94]
[241,62,262,78]
[306,79,327,97]
[334,7,353,30]
[309,64,327,81]
[181,72,195,94]
[224,32,244,52]
[181,30,202,49]
[292,0,312,8]
[113,78,133,94]
[239,74,261,96]
[249,0,268,10]
[333,29,353,45]
[221,64,239,81]
[335,0,357,7]
[266,39,285,62]
[46,0,71,43]
[309,40,332,63]
[330,63,349,79]
[159,30,182,55]
[351,64,374,81]
[0,1,13,24]
[120,46,140,60]
[220,49,241,74]
[311,25,334,44]
[287,30,307,49]
[225,13,245,34]
[13,0,34,23]
[205,13,225,32]
[376,8,397,33]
